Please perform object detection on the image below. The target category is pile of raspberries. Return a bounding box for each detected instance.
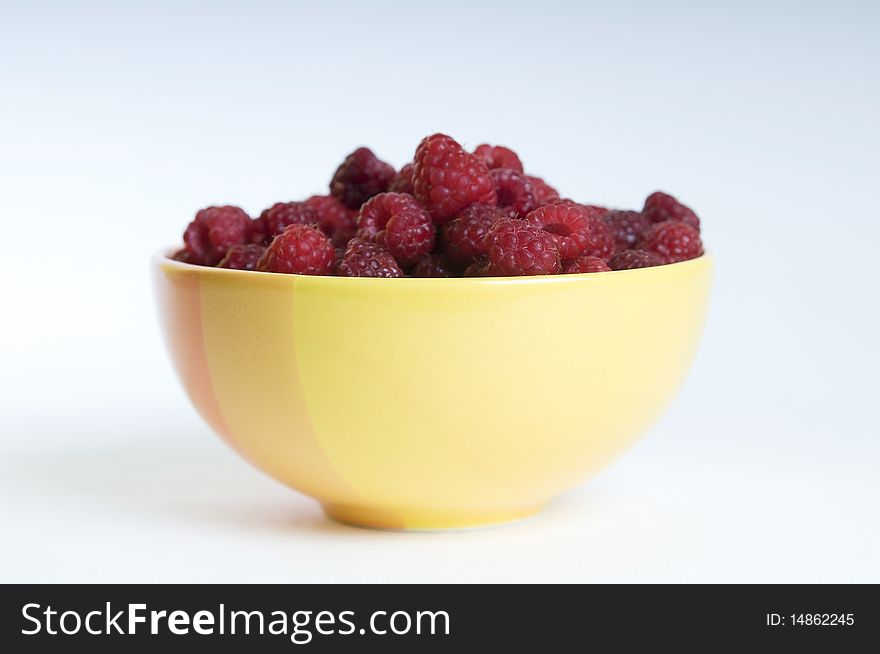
[173,134,703,277]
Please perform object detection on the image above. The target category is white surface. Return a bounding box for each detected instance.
[1,0,878,583]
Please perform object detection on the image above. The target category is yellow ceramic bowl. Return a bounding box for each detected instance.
[153,252,712,530]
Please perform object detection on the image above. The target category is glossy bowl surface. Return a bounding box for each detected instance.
[154,252,712,530]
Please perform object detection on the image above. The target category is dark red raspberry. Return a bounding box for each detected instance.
[562,256,611,274]
[608,249,664,270]
[473,144,524,172]
[490,168,537,219]
[183,205,252,266]
[388,162,415,195]
[582,204,609,217]
[379,208,435,266]
[526,203,613,260]
[603,210,651,252]
[329,147,395,209]
[409,253,452,277]
[249,216,269,245]
[304,195,357,246]
[355,193,433,264]
[483,219,561,276]
[257,224,335,275]
[525,175,559,204]
[441,203,504,267]
[638,221,703,263]
[413,133,496,223]
[217,244,266,270]
[643,191,700,230]
[337,238,403,278]
[259,201,318,240]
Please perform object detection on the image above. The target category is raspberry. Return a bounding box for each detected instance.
[409,253,452,278]
[304,195,357,245]
[183,205,252,266]
[473,144,524,172]
[562,255,611,274]
[483,219,561,276]
[643,191,700,230]
[355,193,433,264]
[413,133,496,223]
[379,208,435,266]
[356,192,422,240]
[490,168,537,219]
[217,244,266,270]
[525,175,559,204]
[440,203,504,267]
[259,201,318,239]
[526,202,613,260]
[337,238,403,278]
[257,224,335,275]
[603,210,651,252]
[608,249,664,270]
[582,204,609,217]
[388,162,415,195]
[330,147,395,209]
[638,221,703,263]
[249,216,269,245]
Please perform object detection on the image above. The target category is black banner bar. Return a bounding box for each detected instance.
[1,584,876,651]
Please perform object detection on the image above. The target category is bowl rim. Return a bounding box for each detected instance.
[154,247,711,284]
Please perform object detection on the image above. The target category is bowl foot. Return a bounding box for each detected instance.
[322,502,545,532]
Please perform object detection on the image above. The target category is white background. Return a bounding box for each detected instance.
[1,0,878,582]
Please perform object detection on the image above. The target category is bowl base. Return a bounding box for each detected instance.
[322,502,544,532]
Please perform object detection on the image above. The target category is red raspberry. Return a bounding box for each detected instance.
[608,249,664,270]
[490,168,538,219]
[355,192,433,264]
[249,216,269,245]
[525,175,559,204]
[473,144,524,172]
[304,195,357,245]
[259,201,318,239]
[483,219,561,276]
[330,147,396,209]
[379,208,435,266]
[638,220,703,263]
[413,133,496,223]
[356,192,422,240]
[643,191,700,230]
[582,204,609,217]
[257,224,335,275]
[441,203,504,267]
[337,238,403,278]
[409,254,452,278]
[217,243,266,270]
[526,202,613,260]
[562,255,611,274]
[603,210,651,252]
[388,162,415,195]
[183,205,252,266]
